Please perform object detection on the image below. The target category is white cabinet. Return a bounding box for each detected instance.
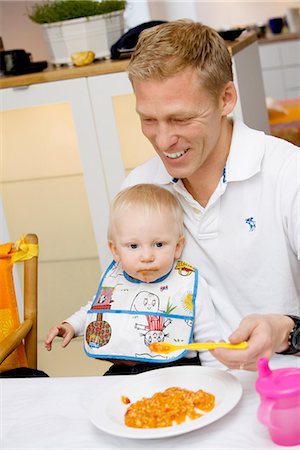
[1,79,111,267]
[259,39,300,99]
[1,79,112,376]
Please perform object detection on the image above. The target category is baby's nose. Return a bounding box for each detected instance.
[140,249,155,262]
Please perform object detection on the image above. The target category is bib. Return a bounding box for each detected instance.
[84,260,197,363]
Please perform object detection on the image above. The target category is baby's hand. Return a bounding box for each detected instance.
[44,323,75,351]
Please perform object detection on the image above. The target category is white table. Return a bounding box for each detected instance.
[1,356,300,449]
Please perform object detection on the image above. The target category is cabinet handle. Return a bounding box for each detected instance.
[13,85,30,91]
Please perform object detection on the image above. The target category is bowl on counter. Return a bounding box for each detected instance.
[217,28,245,41]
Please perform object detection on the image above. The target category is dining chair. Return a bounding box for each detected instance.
[0,233,47,377]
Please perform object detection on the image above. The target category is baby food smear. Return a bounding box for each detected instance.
[124,386,215,428]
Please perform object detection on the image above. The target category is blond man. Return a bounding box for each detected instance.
[122,20,300,370]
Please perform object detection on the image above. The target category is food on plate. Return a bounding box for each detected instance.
[121,395,131,404]
[124,386,215,428]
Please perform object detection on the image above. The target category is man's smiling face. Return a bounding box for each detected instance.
[133,67,227,183]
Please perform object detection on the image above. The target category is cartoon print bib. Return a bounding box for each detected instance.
[84,260,197,363]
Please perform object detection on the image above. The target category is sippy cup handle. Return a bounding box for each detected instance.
[257,358,274,427]
[257,398,275,427]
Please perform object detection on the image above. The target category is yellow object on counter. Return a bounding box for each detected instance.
[71,51,95,67]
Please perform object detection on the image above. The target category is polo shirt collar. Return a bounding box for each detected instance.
[151,158,173,185]
[226,120,266,182]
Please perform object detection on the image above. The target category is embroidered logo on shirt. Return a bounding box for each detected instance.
[245,217,256,231]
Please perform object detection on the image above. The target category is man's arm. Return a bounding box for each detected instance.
[211,314,298,371]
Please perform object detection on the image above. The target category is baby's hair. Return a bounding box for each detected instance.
[108,184,184,240]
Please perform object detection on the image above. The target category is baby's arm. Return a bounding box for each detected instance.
[44,323,75,351]
[44,300,92,351]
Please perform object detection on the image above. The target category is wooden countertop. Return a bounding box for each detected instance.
[258,31,300,44]
[0,31,257,89]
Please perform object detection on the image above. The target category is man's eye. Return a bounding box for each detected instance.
[142,118,155,124]
[155,242,164,248]
[172,117,191,124]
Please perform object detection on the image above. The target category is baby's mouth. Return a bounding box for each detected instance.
[138,269,159,281]
[138,268,159,275]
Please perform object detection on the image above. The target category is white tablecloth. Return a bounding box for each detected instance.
[1,356,300,449]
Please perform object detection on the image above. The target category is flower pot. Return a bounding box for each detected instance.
[42,11,124,65]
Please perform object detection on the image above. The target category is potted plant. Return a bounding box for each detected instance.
[28,0,126,65]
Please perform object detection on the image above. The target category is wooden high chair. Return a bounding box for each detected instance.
[0,234,38,372]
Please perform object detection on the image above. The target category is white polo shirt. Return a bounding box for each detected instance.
[122,120,300,339]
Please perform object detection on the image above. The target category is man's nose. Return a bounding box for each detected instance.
[155,123,178,152]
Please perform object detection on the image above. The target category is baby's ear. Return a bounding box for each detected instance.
[108,240,120,262]
[175,235,185,259]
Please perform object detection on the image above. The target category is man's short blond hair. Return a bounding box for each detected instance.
[128,19,233,100]
[108,184,184,240]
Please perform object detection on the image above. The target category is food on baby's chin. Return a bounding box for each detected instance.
[124,386,215,428]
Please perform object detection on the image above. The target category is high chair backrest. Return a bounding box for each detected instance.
[0,233,38,372]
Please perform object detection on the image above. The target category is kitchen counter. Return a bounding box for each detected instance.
[258,31,300,44]
[0,31,257,89]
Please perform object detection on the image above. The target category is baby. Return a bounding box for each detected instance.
[45,184,222,374]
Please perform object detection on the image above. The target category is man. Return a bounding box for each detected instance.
[122,20,300,370]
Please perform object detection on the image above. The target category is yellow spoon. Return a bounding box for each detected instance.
[149,341,248,353]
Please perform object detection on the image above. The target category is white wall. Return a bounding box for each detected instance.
[148,1,300,30]
[0,1,50,61]
[1,1,299,61]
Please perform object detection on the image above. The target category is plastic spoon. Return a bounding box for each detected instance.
[149,341,248,353]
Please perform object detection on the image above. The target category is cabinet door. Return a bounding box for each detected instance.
[280,40,300,66]
[261,68,286,99]
[88,72,155,201]
[259,43,282,69]
[259,39,300,100]
[1,79,112,376]
[1,79,111,267]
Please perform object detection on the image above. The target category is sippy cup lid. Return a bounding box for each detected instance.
[256,358,300,398]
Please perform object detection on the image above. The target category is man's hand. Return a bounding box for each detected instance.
[44,323,75,351]
[211,314,294,371]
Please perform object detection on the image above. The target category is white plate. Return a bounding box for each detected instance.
[89,365,242,439]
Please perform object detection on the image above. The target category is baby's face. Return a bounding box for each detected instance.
[109,206,184,282]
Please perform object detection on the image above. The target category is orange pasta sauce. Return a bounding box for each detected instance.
[124,386,215,428]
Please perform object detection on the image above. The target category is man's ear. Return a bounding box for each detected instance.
[108,240,120,262]
[175,235,185,259]
[221,81,237,116]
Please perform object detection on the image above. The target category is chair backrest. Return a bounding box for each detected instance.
[0,233,38,371]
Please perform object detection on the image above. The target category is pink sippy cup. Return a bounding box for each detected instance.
[256,358,300,446]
